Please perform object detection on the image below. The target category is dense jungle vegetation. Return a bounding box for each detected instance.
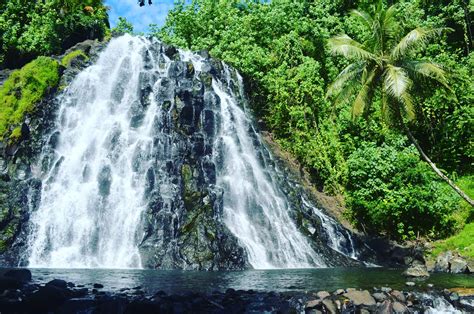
[0,0,109,69]
[158,0,473,243]
[0,0,472,248]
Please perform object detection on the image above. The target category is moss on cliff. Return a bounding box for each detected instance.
[61,50,89,67]
[0,56,60,142]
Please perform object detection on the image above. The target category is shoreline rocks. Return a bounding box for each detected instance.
[429,251,471,274]
[1,269,473,313]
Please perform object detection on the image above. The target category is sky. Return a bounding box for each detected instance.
[105,0,180,33]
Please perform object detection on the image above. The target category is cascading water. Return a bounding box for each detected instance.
[211,66,323,268]
[26,35,360,269]
[27,37,161,268]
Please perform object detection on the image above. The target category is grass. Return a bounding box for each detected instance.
[431,175,474,260]
[61,49,89,67]
[0,56,59,141]
[431,223,474,259]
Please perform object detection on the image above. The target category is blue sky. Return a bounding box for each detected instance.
[105,0,179,33]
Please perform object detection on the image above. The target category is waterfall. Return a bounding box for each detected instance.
[27,36,159,268]
[211,66,323,268]
[26,35,359,269]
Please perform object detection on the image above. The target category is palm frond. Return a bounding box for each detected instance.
[401,92,415,120]
[326,62,366,98]
[333,80,360,107]
[403,61,450,89]
[384,65,412,100]
[382,4,398,40]
[351,9,373,29]
[328,35,376,61]
[352,68,377,118]
[391,28,447,60]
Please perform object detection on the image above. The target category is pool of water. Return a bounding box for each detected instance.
[28,268,474,294]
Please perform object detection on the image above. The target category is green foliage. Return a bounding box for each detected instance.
[111,17,134,36]
[345,138,459,240]
[61,49,89,67]
[159,1,473,243]
[431,223,474,259]
[0,56,60,141]
[0,0,109,68]
[159,0,347,192]
[327,1,451,125]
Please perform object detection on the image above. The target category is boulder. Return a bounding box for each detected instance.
[377,300,392,313]
[391,290,406,303]
[25,284,68,312]
[381,287,392,293]
[467,260,474,273]
[306,299,320,309]
[334,289,345,295]
[46,279,68,289]
[426,260,435,272]
[316,291,330,300]
[392,301,407,313]
[403,264,429,277]
[322,299,337,314]
[435,251,452,272]
[373,292,387,302]
[450,257,468,274]
[343,290,376,306]
[3,269,32,282]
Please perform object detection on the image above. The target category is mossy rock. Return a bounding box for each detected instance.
[61,50,89,68]
[0,56,60,142]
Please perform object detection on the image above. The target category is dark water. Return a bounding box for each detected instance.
[29,268,474,295]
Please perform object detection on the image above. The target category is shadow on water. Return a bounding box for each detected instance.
[29,267,474,294]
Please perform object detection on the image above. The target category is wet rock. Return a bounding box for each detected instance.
[392,301,407,313]
[405,281,416,287]
[26,284,68,311]
[450,257,468,274]
[334,288,345,295]
[316,290,330,299]
[381,287,392,293]
[391,290,406,303]
[343,290,376,306]
[322,299,337,314]
[426,260,435,272]
[93,283,104,289]
[403,264,429,277]
[467,260,474,273]
[46,279,68,289]
[372,292,387,302]
[435,251,452,272]
[0,277,23,291]
[377,300,392,314]
[306,299,320,309]
[3,269,32,282]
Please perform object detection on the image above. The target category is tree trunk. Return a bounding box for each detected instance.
[403,123,474,207]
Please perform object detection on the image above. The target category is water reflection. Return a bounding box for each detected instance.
[29,268,474,295]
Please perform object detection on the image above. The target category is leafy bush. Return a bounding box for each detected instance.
[0,0,109,68]
[345,138,459,241]
[0,57,60,141]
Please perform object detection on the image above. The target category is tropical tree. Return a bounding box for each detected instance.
[327,1,474,206]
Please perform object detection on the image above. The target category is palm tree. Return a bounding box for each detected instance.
[327,1,474,207]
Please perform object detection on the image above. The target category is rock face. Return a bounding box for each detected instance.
[430,251,471,274]
[0,36,366,269]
